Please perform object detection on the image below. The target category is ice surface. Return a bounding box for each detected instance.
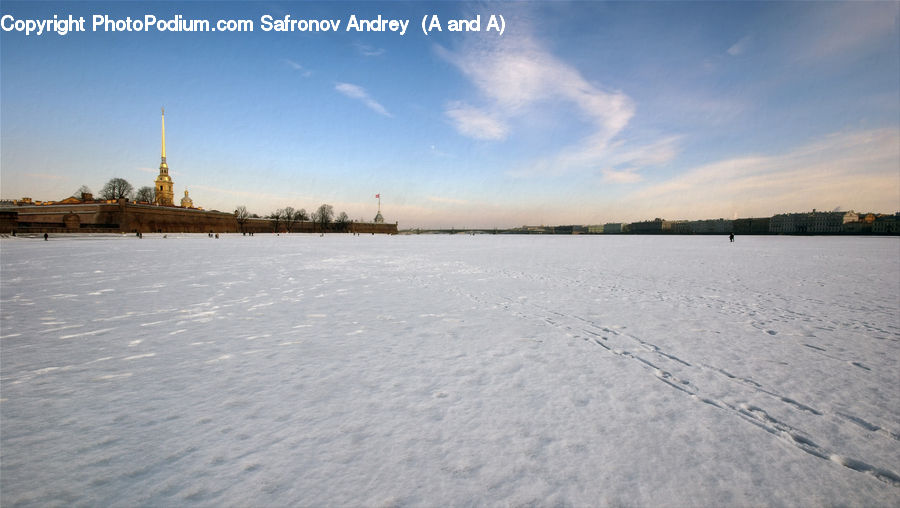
[1,234,898,506]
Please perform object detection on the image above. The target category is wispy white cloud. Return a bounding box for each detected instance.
[438,34,634,134]
[284,59,312,77]
[334,82,392,117]
[606,136,682,168]
[437,24,682,181]
[444,102,508,140]
[727,35,752,56]
[601,168,643,184]
[510,134,681,179]
[353,43,385,57]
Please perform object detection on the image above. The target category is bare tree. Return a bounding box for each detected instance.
[296,208,309,231]
[268,209,283,233]
[283,206,297,232]
[313,204,334,232]
[234,206,250,232]
[336,211,350,232]
[135,186,155,203]
[100,178,134,201]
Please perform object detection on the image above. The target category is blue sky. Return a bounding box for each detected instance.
[2,1,898,228]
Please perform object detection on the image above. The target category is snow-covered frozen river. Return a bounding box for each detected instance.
[1,234,898,506]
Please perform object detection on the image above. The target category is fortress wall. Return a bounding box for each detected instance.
[4,204,119,228]
[122,204,237,233]
[3,204,397,235]
[350,222,398,235]
[243,218,397,235]
[0,211,19,233]
[3,202,237,233]
[1,204,121,233]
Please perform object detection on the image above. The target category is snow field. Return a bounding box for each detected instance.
[1,234,898,506]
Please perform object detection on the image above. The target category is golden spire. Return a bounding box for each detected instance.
[154,107,175,206]
[160,107,167,169]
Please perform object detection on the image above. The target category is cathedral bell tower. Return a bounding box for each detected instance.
[154,107,175,206]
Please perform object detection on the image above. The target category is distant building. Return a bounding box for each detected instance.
[858,213,877,225]
[733,217,770,234]
[54,192,95,205]
[671,221,692,234]
[843,213,879,234]
[686,219,733,234]
[629,218,673,234]
[872,213,899,234]
[769,210,858,234]
[587,225,604,234]
[180,189,194,208]
[550,225,587,234]
[603,223,625,234]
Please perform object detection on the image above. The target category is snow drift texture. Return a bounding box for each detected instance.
[1,234,898,506]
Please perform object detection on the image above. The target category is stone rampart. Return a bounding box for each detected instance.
[1,202,398,235]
